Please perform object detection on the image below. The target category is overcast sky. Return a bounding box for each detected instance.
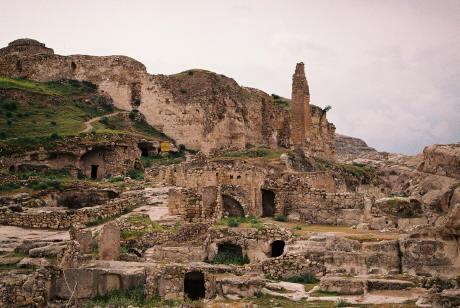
[1,0,459,154]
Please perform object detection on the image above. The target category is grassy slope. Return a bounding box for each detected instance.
[0,76,169,144]
[0,76,113,139]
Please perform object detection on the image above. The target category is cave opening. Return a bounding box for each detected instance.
[184,271,205,300]
[271,240,285,257]
[262,189,276,217]
[91,165,99,179]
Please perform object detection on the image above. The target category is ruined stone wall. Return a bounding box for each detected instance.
[277,188,365,225]
[0,198,137,229]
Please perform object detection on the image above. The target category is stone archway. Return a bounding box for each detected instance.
[184,271,205,300]
[261,189,276,217]
[222,194,244,217]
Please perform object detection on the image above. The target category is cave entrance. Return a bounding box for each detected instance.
[91,165,99,179]
[222,195,244,217]
[262,189,276,217]
[271,240,285,257]
[138,143,150,157]
[184,271,205,300]
[71,61,77,71]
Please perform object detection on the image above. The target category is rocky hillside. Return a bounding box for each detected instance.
[335,133,384,163]
[0,39,335,155]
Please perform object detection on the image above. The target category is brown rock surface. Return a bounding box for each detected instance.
[98,222,120,261]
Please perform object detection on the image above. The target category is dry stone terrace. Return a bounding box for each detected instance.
[0,38,459,307]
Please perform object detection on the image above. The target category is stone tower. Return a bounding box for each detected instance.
[291,62,311,147]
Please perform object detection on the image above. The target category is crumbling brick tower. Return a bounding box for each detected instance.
[290,62,311,148]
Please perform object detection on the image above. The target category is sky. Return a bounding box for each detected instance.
[1,0,459,154]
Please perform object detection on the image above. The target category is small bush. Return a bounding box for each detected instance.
[0,131,6,139]
[5,111,12,118]
[227,217,240,227]
[99,116,109,125]
[2,101,17,111]
[50,121,57,126]
[292,225,302,230]
[127,169,144,180]
[49,132,60,140]
[7,120,12,126]
[274,214,287,222]
[187,70,194,76]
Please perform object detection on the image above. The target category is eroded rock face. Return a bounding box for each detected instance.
[418,143,460,179]
[335,134,383,163]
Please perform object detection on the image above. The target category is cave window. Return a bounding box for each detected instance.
[184,271,205,300]
[271,240,285,257]
[71,61,77,71]
[91,165,99,179]
[222,195,244,217]
[16,60,22,72]
[262,189,276,217]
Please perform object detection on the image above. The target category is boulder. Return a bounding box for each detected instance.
[98,221,120,260]
[319,276,366,295]
[418,143,460,179]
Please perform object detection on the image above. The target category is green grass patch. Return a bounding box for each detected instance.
[120,214,164,240]
[216,216,265,229]
[271,94,291,110]
[208,249,249,266]
[274,214,287,222]
[83,286,195,308]
[141,151,186,167]
[0,77,114,142]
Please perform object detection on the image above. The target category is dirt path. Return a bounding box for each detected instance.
[81,111,122,133]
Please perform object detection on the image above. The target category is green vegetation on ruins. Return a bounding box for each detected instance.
[271,93,291,110]
[120,214,164,240]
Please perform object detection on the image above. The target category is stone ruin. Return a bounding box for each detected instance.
[0,38,459,307]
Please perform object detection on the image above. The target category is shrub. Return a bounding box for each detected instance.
[0,131,6,139]
[50,121,57,126]
[128,110,138,120]
[274,214,287,222]
[227,217,240,227]
[7,120,12,126]
[5,111,12,118]
[49,132,60,140]
[187,70,194,76]
[99,116,109,125]
[2,101,17,111]
[127,169,144,180]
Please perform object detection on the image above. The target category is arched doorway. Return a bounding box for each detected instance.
[262,189,276,217]
[184,271,205,300]
[222,195,244,217]
[271,240,285,257]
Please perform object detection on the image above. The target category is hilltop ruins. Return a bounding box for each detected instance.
[0,39,458,307]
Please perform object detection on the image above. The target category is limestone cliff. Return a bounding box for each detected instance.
[0,39,335,157]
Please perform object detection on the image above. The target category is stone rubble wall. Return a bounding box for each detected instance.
[0,198,137,229]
